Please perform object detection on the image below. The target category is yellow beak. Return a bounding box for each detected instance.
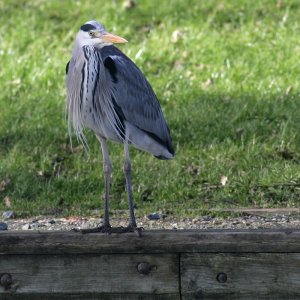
[101,32,128,44]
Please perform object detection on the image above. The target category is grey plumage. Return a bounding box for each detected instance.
[66,20,174,233]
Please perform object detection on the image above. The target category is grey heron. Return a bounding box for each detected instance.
[66,20,174,234]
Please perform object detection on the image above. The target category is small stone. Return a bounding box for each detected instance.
[48,220,56,224]
[147,213,160,220]
[202,216,212,221]
[30,222,46,229]
[0,222,8,230]
[213,219,222,225]
[2,210,14,219]
[22,224,31,230]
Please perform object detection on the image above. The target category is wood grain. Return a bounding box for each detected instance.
[0,293,178,300]
[0,229,299,254]
[1,229,300,298]
[181,253,300,299]
[0,254,179,296]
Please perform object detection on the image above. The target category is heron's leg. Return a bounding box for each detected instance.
[76,137,112,234]
[123,140,137,227]
[79,137,141,235]
[99,136,112,227]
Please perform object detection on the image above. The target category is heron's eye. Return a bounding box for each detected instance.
[88,31,94,37]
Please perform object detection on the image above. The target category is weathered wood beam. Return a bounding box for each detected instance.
[0,254,179,296]
[181,253,300,299]
[1,230,300,299]
[0,294,178,300]
[0,229,299,254]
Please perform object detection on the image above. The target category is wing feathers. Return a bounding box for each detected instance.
[100,46,173,154]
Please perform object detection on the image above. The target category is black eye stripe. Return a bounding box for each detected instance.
[80,24,96,32]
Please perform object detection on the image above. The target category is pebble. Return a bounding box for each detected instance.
[0,222,8,230]
[2,210,14,219]
[232,221,240,225]
[30,223,44,229]
[22,224,31,230]
[202,216,213,221]
[147,213,160,220]
[213,219,222,225]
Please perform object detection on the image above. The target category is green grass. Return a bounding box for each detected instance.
[1,0,300,218]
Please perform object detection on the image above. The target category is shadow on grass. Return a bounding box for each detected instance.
[1,91,300,214]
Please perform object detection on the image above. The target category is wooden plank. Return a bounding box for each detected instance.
[181,253,300,299]
[0,294,177,300]
[211,207,300,215]
[0,254,179,297]
[0,229,299,254]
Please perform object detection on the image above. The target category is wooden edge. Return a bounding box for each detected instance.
[210,208,300,214]
[0,228,299,254]
[0,294,179,300]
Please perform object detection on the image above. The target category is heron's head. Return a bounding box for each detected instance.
[76,20,127,48]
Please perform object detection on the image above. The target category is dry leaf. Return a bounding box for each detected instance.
[196,63,206,70]
[220,175,228,186]
[172,30,183,43]
[163,90,172,98]
[276,0,283,9]
[174,60,184,70]
[73,144,84,153]
[235,127,244,138]
[0,178,11,192]
[285,85,292,95]
[187,164,200,176]
[3,196,11,208]
[11,78,21,85]
[37,170,44,177]
[186,70,193,78]
[123,0,135,9]
[181,51,188,58]
[61,144,83,153]
[201,78,213,89]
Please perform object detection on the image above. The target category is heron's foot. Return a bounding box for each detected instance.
[74,223,143,236]
[117,224,143,237]
[78,223,113,234]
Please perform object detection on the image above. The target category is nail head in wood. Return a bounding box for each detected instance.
[216,272,227,283]
[0,273,12,290]
[137,262,151,275]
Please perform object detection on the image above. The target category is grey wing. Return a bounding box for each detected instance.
[101,46,174,155]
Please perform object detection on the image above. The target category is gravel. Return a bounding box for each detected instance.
[1,213,300,231]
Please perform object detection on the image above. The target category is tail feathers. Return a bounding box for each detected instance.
[125,122,175,160]
[155,154,174,160]
[154,140,175,160]
[141,129,175,159]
